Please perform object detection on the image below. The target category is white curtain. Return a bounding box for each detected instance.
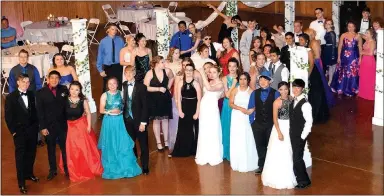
[284,1,295,33]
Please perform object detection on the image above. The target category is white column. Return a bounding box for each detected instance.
[284,0,295,33]
[226,0,238,50]
[289,47,310,95]
[154,8,170,58]
[332,0,342,42]
[372,30,383,126]
[70,19,96,113]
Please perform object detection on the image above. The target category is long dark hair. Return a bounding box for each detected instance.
[183,63,196,83]
[250,36,263,51]
[299,33,310,48]
[135,32,146,45]
[52,53,68,68]
[239,72,251,86]
[69,81,86,100]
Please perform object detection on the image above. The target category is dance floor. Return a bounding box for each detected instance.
[1,32,383,195]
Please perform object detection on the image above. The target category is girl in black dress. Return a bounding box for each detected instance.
[171,63,202,157]
[144,56,175,151]
[134,33,152,83]
[323,19,338,84]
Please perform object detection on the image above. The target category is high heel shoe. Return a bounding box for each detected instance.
[157,143,164,151]
[164,141,169,149]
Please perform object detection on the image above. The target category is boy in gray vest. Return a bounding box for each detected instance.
[268,47,289,90]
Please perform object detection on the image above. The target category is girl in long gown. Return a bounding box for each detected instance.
[171,63,202,157]
[221,58,240,161]
[48,53,79,87]
[358,29,377,100]
[304,29,335,124]
[262,82,297,189]
[144,56,174,151]
[98,77,142,179]
[166,48,183,153]
[59,81,103,182]
[119,35,136,83]
[218,37,240,76]
[134,33,152,83]
[323,20,338,84]
[331,21,362,96]
[195,63,224,166]
[229,72,258,172]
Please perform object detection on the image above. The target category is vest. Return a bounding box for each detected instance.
[269,62,285,90]
[289,98,307,136]
[12,64,37,92]
[124,88,133,118]
[255,88,276,125]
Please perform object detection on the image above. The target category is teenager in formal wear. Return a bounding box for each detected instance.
[290,79,313,189]
[181,23,201,56]
[97,24,125,91]
[221,58,240,161]
[260,27,272,47]
[171,63,202,157]
[357,7,372,35]
[134,33,152,83]
[323,20,338,84]
[309,8,326,46]
[280,32,295,71]
[249,36,263,67]
[248,71,280,174]
[122,65,150,175]
[263,44,273,64]
[191,44,217,71]
[218,37,240,76]
[249,53,268,90]
[202,35,218,63]
[195,63,224,166]
[144,56,174,151]
[293,21,304,45]
[268,47,290,90]
[5,74,39,194]
[98,77,142,179]
[58,81,102,182]
[48,53,78,87]
[170,21,193,58]
[229,72,258,172]
[372,19,383,33]
[358,29,377,100]
[181,58,203,89]
[120,35,136,83]
[240,20,258,72]
[36,71,69,181]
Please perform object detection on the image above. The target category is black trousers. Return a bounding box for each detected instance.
[13,129,38,187]
[103,63,123,92]
[45,123,68,173]
[251,121,273,168]
[123,117,149,170]
[290,133,311,185]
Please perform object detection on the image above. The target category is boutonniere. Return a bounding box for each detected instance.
[61,92,66,97]
[189,34,192,38]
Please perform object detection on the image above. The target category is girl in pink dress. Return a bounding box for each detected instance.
[358,29,377,100]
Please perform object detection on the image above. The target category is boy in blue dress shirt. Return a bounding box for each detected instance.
[170,21,193,58]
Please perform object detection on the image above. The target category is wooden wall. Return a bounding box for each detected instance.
[2,1,383,35]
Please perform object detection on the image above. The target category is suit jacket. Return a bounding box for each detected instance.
[5,90,39,135]
[209,43,218,62]
[122,81,149,127]
[36,85,68,131]
[280,45,291,71]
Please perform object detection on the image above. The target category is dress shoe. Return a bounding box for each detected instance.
[254,168,263,175]
[46,172,57,181]
[295,182,311,189]
[142,169,149,175]
[25,176,39,182]
[19,186,27,194]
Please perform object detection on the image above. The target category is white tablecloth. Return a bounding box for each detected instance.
[138,18,191,41]
[117,7,155,23]
[1,45,59,77]
[24,21,72,43]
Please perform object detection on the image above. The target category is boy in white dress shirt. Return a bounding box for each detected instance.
[309,8,326,45]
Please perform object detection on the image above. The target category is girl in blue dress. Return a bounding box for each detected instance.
[221,57,240,161]
[48,53,78,87]
[98,77,142,179]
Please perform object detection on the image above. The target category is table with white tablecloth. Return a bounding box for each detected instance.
[138,17,192,41]
[117,7,156,23]
[23,21,72,43]
[1,45,59,77]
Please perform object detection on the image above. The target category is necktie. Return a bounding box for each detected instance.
[112,38,115,63]
[22,67,27,74]
[272,64,276,76]
[252,32,254,39]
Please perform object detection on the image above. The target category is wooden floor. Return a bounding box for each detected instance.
[1,28,383,195]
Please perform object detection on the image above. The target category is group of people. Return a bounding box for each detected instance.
[3,4,382,194]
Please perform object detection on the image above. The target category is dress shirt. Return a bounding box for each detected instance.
[170,30,193,53]
[309,19,326,45]
[294,31,303,43]
[359,18,370,33]
[125,81,147,126]
[96,35,125,72]
[271,60,290,82]
[248,87,280,124]
[1,26,17,49]
[191,53,216,70]
[8,64,42,93]
[18,88,28,108]
[294,94,313,140]
[239,29,259,55]
[48,85,57,96]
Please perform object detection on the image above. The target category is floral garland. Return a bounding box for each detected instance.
[290,47,310,94]
[226,0,238,50]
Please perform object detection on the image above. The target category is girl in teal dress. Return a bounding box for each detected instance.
[98,77,142,179]
[221,58,240,161]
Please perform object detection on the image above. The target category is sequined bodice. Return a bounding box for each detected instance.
[60,74,74,86]
[278,99,291,120]
[105,91,123,111]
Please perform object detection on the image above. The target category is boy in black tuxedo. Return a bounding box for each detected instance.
[36,70,69,181]
[290,79,313,189]
[122,65,150,175]
[5,74,39,194]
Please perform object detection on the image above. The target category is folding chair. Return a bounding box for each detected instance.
[102,4,121,28]
[61,44,74,64]
[1,67,12,96]
[168,2,178,13]
[18,21,33,45]
[63,29,73,45]
[119,24,133,37]
[87,18,100,46]
[57,17,69,22]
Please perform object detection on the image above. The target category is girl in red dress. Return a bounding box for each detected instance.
[219,37,240,76]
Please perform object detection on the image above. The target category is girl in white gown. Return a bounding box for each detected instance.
[262,82,297,189]
[229,72,259,172]
[195,63,224,166]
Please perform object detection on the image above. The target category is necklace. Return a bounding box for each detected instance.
[69,97,80,104]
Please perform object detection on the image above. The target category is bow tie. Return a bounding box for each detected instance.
[261,88,269,92]
[128,82,134,86]
[317,20,323,23]
[181,32,187,35]
[20,92,27,96]
[363,20,369,22]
